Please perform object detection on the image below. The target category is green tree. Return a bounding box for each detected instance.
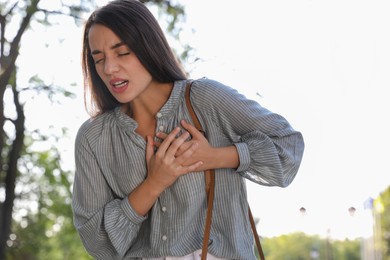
[261,232,361,260]
[0,1,96,258]
[332,239,361,260]
[263,232,323,260]
[6,133,93,260]
[378,186,390,260]
[0,0,187,259]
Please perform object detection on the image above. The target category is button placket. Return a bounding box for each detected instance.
[158,194,170,246]
[156,112,165,133]
[160,203,168,241]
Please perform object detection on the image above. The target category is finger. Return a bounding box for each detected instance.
[181,120,203,138]
[156,127,180,158]
[165,131,190,158]
[145,135,154,164]
[174,141,198,165]
[158,127,181,153]
[175,142,191,157]
[175,142,203,172]
[154,141,162,148]
[183,160,204,173]
[155,132,168,140]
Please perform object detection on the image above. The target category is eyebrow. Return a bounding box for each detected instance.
[91,42,126,55]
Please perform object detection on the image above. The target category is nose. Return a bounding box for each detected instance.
[103,57,119,75]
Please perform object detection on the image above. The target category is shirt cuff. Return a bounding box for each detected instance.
[234,142,251,172]
[121,198,147,225]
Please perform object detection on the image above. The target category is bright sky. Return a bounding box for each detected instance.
[180,0,390,240]
[15,0,390,240]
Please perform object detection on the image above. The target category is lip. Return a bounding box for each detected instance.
[109,78,129,94]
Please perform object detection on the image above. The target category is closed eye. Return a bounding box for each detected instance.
[118,52,130,57]
[94,58,104,64]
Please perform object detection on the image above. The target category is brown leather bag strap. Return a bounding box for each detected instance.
[185,82,215,260]
[249,208,265,260]
[201,168,215,260]
[185,81,264,260]
[185,82,213,193]
[184,81,203,133]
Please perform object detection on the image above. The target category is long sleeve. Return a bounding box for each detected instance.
[71,79,303,259]
[72,119,146,260]
[190,78,304,187]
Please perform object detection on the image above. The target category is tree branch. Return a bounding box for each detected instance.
[0,1,19,69]
[37,8,84,22]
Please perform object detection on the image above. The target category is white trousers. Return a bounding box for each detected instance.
[142,249,229,260]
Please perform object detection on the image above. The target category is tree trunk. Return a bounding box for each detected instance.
[0,1,39,259]
[0,74,25,260]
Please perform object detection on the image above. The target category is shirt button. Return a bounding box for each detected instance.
[156,112,162,118]
[162,235,167,241]
[161,206,167,212]
[158,125,164,131]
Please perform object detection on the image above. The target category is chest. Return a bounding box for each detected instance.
[134,116,156,141]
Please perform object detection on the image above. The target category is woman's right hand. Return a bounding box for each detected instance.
[145,127,203,194]
[128,127,202,217]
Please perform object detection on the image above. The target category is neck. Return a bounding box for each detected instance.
[124,82,173,120]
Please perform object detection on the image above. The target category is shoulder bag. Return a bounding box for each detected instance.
[184,82,265,260]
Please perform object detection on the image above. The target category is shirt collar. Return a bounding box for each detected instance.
[114,79,187,131]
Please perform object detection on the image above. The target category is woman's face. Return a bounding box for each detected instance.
[88,24,153,104]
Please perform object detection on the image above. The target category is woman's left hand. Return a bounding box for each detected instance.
[155,120,214,171]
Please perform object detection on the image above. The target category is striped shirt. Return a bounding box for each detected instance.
[72,78,304,260]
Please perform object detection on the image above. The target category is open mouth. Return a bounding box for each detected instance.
[112,80,128,88]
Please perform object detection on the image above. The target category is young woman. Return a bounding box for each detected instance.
[72,1,305,259]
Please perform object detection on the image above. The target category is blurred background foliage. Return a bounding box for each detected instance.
[0,0,389,259]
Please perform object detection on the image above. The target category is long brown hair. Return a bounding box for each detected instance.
[82,0,187,116]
